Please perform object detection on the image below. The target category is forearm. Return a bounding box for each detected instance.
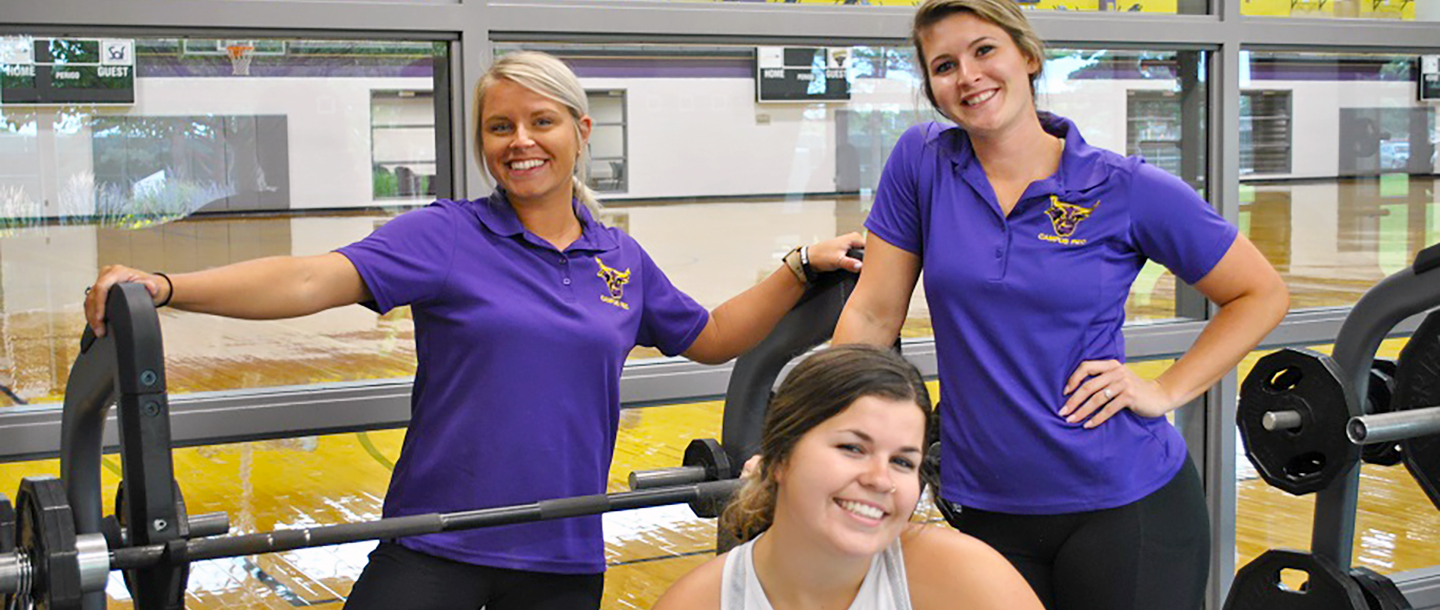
[168,254,363,319]
[1156,287,1288,409]
[687,266,806,365]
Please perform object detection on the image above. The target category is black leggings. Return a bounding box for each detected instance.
[343,542,605,610]
[952,458,1210,610]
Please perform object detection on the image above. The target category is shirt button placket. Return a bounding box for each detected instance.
[559,254,575,301]
[991,229,1009,281]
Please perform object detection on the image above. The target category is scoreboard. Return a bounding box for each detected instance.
[0,38,136,105]
[756,46,850,103]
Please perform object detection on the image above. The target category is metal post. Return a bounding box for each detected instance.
[1316,259,1440,567]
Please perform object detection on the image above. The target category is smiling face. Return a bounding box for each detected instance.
[771,395,926,558]
[919,11,1040,138]
[479,78,592,206]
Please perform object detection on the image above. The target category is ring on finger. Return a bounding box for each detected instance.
[1103,388,1113,400]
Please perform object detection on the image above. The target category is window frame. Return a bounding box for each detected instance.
[3,3,1440,607]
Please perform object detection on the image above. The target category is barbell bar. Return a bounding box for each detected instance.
[628,438,733,491]
[1262,404,1440,447]
[1262,410,1305,432]
[1347,405,1440,446]
[0,478,739,603]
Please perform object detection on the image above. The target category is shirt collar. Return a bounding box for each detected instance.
[1040,112,1109,195]
[929,112,1110,197]
[472,189,619,253]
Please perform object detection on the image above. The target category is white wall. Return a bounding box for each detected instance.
[0,75,434,220]
[622,199,841,307]
[1045,79,1171,153]
[1246,79,1433,179]
[134,76,432,209]
[0,72,1432,221]
[580,77,844,200]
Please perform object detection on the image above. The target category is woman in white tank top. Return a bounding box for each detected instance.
[655,346,1042,610]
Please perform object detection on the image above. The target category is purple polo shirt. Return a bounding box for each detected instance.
[336,193,708,573]
[866,113,1236,514]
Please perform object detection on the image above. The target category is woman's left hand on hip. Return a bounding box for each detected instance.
[1058,359,1175,429]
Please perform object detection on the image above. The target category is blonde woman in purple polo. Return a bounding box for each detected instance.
[86,51,864,610]
[834,2,1288,609]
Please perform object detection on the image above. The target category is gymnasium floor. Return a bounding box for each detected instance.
[0,176,1437,608]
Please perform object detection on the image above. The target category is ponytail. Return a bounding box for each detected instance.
[719,465,780,542]
[572,171,601,215]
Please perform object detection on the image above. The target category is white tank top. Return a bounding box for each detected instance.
[720,534,914,610]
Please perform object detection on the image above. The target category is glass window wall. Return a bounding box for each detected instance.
[0,36,446,406]
[648,0,1209,16]
[1243,0,1439,21]
[1239,51,1438,311]
[497,43,1207,348]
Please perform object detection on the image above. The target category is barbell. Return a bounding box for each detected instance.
[1238,308,1440,509]
[0,438,738,609]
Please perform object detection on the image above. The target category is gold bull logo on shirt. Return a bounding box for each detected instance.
[1039,196,1100,246]
[596,257,631,310]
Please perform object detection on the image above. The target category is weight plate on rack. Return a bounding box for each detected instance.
[15,476,80,609]
[1350,567,1412,610]
[1238,348,1358,495]
[1223,550,1367,610]
[1393,311,1440,511]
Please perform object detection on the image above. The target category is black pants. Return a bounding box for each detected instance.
[343,542,605,610]
[952,458,1210,610]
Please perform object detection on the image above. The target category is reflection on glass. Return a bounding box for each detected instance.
[643,0,1206,15]
[500,43,1205,334]
[0,37,1212,404]
[1241,90,1292,175]
[0,36,443,405]
[586,89,629,193]
[371,90,438,200]
[1243,0,1436,20]
[1239,51,1439,310]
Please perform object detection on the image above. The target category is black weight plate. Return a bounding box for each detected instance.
[682,439,732,482]
[0,492,12,610]
[0,493,13,553]
[1362,370,1404,466]
[1239,348,1358,495]
[1223,550,1367,610]
[1369,369,1396,415]
[1395,311,1440,511]
[17,476,81,609]
[1350,567,1412,610]
[688,479,739,520]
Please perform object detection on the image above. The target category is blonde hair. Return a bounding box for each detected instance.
[911,0,1047,119]
[719,345,933,542]
[473,51,601,214]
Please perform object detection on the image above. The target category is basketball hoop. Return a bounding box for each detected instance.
[226,43,254,76]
